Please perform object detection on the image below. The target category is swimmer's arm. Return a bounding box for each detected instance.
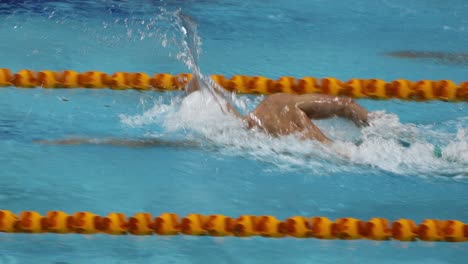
[187,75,243,119]
[186,74,201,94]
[223,99,243,119]
[295,94,369,127]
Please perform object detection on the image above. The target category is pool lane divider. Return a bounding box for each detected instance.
[0,210,467,242]
[0,68,467,101]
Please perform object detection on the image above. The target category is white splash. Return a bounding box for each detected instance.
[119,8,467,179]
[442,128,468,164]
[120,97,182,127]
[120,91,468,179]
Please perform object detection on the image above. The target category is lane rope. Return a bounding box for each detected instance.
[1,68,467,101]
[1,210,467,241]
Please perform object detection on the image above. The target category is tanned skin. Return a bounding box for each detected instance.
[189,75,369,143]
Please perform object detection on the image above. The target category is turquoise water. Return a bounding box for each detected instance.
[0,0,467,263]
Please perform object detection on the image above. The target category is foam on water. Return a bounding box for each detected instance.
[120,91,468,178]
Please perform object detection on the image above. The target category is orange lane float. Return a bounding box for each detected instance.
[0,210,467,242]
[0,68,466,101]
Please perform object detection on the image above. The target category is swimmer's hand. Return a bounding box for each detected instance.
[341,99,370,127]
[355,119,370,127]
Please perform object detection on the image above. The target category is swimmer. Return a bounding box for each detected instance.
[37,75,369,147]
[188,75,369,143]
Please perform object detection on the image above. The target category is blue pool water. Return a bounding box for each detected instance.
[0,0,467,263]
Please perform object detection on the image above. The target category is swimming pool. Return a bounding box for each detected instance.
[0,0,467,263]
